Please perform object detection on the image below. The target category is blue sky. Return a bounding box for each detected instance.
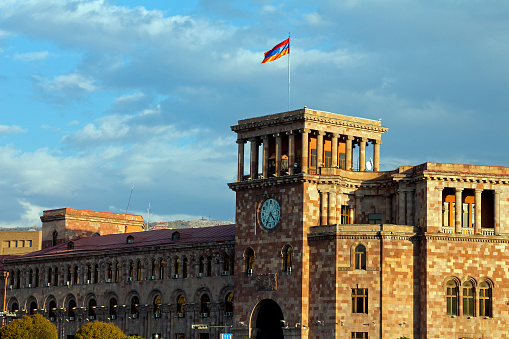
[1,0,509,227]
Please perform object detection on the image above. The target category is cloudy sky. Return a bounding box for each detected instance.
[1,0,509,227]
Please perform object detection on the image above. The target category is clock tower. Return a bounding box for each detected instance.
[228,107,387,339]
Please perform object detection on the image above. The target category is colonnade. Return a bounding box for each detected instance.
[236,129,382,181]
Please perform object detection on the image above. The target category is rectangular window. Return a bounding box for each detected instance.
[324,151,332,167]
[351,333,368,339]
[368,213,382,224]
[14,241,18,248]
[339,153,346,169]
[28,240,32,247]
[20,240,25,247]
[5,241,10,248]
[463,287,474,317]
[351,288,368,314]
[341,205,352,224]
[310,149,317,167]
[443,202,449,226]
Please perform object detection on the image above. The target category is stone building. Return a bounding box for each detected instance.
[2,107,509,339]
[229,107,509,339]
[0,230,42,255]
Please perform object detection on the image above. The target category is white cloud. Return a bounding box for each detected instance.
[0,199,49,228]
[13,51,49,62]
[115,92,145,104]
[0,125,26,134]
[42,73,96,93]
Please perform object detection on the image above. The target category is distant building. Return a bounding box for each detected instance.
[0,231,41,255]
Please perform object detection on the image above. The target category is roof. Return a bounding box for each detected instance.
[5,224,235,262]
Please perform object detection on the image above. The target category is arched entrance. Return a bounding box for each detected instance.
[251,299,284,339]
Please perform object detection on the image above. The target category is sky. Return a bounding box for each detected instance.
[1,0,509,228]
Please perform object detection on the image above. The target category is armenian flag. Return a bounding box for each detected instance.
[262,38,290,63]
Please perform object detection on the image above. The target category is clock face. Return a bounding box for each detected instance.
[260,198,281,230]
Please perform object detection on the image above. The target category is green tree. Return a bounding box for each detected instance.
[126,336,145,339]
[0,314,57,339]
[74,321,125,339]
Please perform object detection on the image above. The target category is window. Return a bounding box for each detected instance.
[67,266,72,284]
[225,293,233,315]
[48,267,52,285]
[108,263,113,280]
[52,230,58,246]
[87,264,92,282]
[177,295,185,315]
[53,266,58,286]
[20,240,25,247]
[223,254,230,273]
[136,261,142,281]
[35,268,39,287]
[67,242,74,250]
[479,281,492,317]
[183,257,188,278]
[154,295,162,317]
[29,301,37,315]
[324,151,332,167]
[48,300,57,319]
[29,269,33,286]
[283,245,293,272]
[11,302,18,313]
[159,259,165,280]
[341,205,352,224]
[310,149,317,167]
[172,232,180,241]
[115,262,120,282]
[15,270,20,289]
[462,195,475,228]
[6,241,10,248]
[354,245,366,270]
[88,299,97,319]
[368,213,382,224]
[127,236,134,244]
[68,300,76,319]
[207,256,212,276]
[130,262,135,279]
[442,193,455,227]
[28,240,32,247]
[446,279,458,316]
[109,298,117,318]
[200,294,210,316]
[152,259,157,278]
[131,296,139,317]
[339,153,346,169]
[351,288,368,314]
[93,264,98,284]
[73,266,78,284]
[175,257,180,276]
[245,248,254,273]
[352,333,368,339]
[463,281,474,317]
[199,256,205,274]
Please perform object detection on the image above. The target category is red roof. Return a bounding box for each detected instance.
[9,224,235,261]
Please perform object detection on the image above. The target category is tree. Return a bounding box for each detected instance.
[74,321,125,339]
[0,314,57,339]
[126,336,145,339]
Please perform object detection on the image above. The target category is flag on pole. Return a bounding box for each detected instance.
[262,38,290,63]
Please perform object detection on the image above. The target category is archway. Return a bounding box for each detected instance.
[251,299,284,339]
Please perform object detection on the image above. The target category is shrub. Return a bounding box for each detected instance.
[0,314,57,339]
[74,321,125,339]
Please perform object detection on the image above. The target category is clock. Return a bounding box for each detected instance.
[260,198,281,230]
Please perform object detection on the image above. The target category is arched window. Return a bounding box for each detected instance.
[9,271,14,287]
[463,281,474,317]
[126,235,134,244]
[207,256,212,277]
[200,294,210,316]
[53,266,58,286]
[245,248,254,274]
[67,241,74,250]
[446,280,458,316]
[68,300,76,320]
[52,230,58,246]
[15,270,20,289]
[174,257,180,276]
[115,262,120,282]
[152,259,157,278]
[109,298,117,318]
[48,300,56,320]
[199,256,205,275]
[154,295,162,318]
[479,281,492,317]
[88,299,97,319]
[159,259,165,280]
[11,302,18,313]
[283,245,293,272]
[223,254,230,274]
[354,244,366,270]
[183,257,188,278]
[177,295,185,316]
[87,264,92,282]
[73,265,79,285]
[131,296,139,317]
[129,261,135,279]
[108,263,113,280]
[172,232,180,241]
[67,266,72,284]
[94,264,98,284]
[225,293,233,316]
[136,261,142,281]
[28,269,33,286]
[35,268,39,287]
[47,267,52,285]
[29,301,37,315]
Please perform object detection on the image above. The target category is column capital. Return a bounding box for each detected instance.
[236,139,246,144]
[316,130,326,136]
[286,130,296,135]
[261,135,269,141]
[359,137,369,143]
[345,135,354,141]
[371,139,382,145]
[248,137,258,143]
[330,133,339,139]
[273,132,282,138]
[474,188,483,194]
[299,128,311,134]
[454,187,464,192]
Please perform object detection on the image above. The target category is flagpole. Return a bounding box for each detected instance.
[288,32,291,112]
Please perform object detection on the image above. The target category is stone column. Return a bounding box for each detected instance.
[328,191,336,225]
[373,140,381,171]
[359,137,367,171]
[275,133,282,177]
[494,190,500,235]
[262,135,269,179]
[317,131,324,168]
[455,188,463,234]
[288,131,295,175]
[301,129,309,173]
[331,133,338,168]
[237,140,245,181]
[398,190,406,225]
[474,189,482,234]
[249,138,258,180]
[345,135,353,170]
[436,187,444,228]
[355,193,363,224]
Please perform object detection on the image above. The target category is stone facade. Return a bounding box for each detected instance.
[0,231,42,255]
[229,108,509,339]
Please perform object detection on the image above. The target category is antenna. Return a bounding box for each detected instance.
[125,182,135,214]
[147,203,150,230]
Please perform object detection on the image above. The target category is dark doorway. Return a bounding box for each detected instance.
[252,299,284,339]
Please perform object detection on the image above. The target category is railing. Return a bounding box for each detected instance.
[441,226,495,236]
[481,228,495,236]
[461,228,474,235]
[441,226,454,234]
